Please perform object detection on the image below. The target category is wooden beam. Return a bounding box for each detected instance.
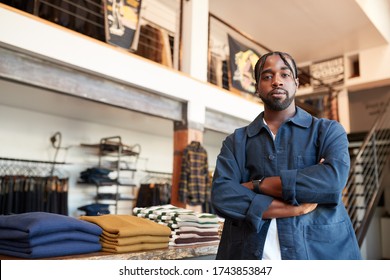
[205,109,250,134]
[0,46,183,121]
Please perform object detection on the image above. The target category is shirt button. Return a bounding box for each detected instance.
[268,155,275,160]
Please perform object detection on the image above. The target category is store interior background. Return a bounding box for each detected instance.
[1,0,390,260]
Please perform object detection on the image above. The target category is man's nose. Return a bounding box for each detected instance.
[272,75,283,87]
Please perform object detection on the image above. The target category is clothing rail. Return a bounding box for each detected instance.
[0,157,67,178]
[0,157,66,165]
[0,157,69,215]
[140,170,172,184]
[0,175,69,215]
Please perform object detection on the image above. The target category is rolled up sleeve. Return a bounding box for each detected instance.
[211,132,273,232]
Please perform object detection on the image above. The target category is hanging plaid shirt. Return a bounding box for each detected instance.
[179,141,210,205]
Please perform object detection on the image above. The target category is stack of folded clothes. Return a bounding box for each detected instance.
[0,212,103,259]
[133,204,193,226]
[77,203,111,216]
[169,212,220,246]
[133,204,220,246]
[79,167,115,185]
[79,214,171,253]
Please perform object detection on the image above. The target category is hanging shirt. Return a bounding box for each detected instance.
[179,141,210,205]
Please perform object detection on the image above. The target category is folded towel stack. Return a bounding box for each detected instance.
[133,204,220,246]
[0,212,102,258]
[79,214,171,253]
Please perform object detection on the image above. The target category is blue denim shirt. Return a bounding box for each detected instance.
[211,107,361,260]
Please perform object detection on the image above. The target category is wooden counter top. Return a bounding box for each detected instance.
[0,242,219,260]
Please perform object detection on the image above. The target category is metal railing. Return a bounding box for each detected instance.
[344,98,390,246]
[1,0,179,68]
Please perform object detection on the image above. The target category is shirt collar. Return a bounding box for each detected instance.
[246,106,313,137]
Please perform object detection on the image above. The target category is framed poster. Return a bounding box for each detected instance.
[227,34,261,94]
[104,0,142,50]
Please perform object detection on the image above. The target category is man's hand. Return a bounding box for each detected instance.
[295,202,318,216]
[263,200,318,219]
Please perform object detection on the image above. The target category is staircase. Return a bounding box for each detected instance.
[344,98,390,246]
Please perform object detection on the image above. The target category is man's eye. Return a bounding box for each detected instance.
[262,75,272,80]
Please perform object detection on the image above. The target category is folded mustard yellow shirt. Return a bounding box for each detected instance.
[80,215,171,238]
[101,234,169,246]
[101,242,168,253]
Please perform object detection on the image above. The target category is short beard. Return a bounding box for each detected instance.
[259,93,295,111]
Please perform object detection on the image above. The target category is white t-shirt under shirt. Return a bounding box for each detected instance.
[262,120,282,260]
[262,219,281,259]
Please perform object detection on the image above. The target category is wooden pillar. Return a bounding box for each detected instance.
[171,120,204,208]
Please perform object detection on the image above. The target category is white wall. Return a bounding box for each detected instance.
[0,103,229,218]
[346,44,390,90]
[0,103,175,217]
[348,85,390,133]
[356,0,390,43]
[360,207,387,260]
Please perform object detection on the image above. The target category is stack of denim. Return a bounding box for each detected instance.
[79,167,115,185]
[78,203,111,216]
[0,212,102,258]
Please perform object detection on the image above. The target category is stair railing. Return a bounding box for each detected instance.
[344,97,390,246]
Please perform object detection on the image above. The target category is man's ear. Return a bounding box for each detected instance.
[295,78,299,87]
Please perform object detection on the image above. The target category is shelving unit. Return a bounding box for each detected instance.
[95,136,141,214]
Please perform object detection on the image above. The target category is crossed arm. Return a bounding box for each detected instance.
[241,159,325,219]
[241,176,317,219]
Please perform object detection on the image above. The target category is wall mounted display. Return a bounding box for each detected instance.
[310,56,344,89]
[227,34,260,94]
[104,0,142,50]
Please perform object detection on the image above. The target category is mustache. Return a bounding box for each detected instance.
[269,88,288,95]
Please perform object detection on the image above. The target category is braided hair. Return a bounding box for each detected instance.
[253,51,298,85]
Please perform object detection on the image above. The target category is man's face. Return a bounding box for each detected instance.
[257,55,299,111]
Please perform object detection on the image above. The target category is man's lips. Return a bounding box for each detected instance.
[270,89,287,97]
